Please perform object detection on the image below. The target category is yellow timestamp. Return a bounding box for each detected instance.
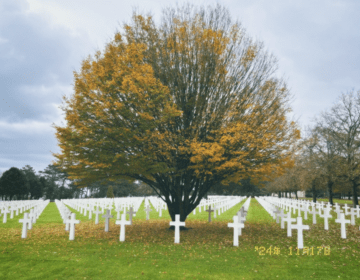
[255,246,330,256]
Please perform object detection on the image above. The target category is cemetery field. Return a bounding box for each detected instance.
[1,199,360,279]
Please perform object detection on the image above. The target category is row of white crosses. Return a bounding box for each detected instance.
[145,195,245,221]
[263,196,358,241]
[272,197,359,224]
[61,198,141,241]
[147,196,168,217]
[210,196,245,216]
[60,198,141,241]
[54,200,80,240]
[61,197,144,223]
[60,197,190,244]
[193,196,246,218]
[144,198,153,220]
[282,197,359,236]
[170,202,252,245]
[256,197,310,249]
[18,200,50,239]
[227,197,251,246]
[1,200,40,223]
[169,201,251,244]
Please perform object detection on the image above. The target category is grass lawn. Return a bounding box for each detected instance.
[1,198,360,279]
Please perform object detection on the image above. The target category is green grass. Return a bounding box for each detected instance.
[1,198,360,279]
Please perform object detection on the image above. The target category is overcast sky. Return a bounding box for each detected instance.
[1,0,359,176]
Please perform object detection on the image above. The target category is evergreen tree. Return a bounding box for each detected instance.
[106,185,115,198]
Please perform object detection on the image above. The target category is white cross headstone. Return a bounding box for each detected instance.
[283,212,296,237]
[65,213,71,231]
[335,206,343,219]
[2,207,9,223]
[336,208,343,220]
[206,206,214,222]
[19,213,31,239]
[31,208,37,224]
[126,207,137,224]
[239,207,244,218]
[228,216,241,246]
[115,205,122,220]
[169,214,185,244]
[297,205,302,217]
[94,206,102,225]
[67,213,80,241]
[88,205,93,219]
[335,213,350,239]
[145,205,152,220]
[291,217,309,249]
[235,213,246,236]
[311,206,317,224]
[237,209,245,220]
[355,205,360,218]
[321,208,332,230]
[273,208,281,223]
[28,209,35,229]
[159,205,163,217]
[10,206,14,219]
[318,206,323,217]
[213,205,217,218]
[278,209,286,229]
[344,204,350,215]
[303,205,309,220]
[349,208,357,225]
[115,213,132,242]
[102,209,113,232]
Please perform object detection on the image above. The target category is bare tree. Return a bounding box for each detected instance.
[316,90,360,207]
[311,126,343,204]
[298,135,328,203]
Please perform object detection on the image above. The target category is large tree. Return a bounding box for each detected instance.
[315,90,360,207]
[21,165,43,199]
[52,4,300,227]
[310,126,343,204]
[0,167,28,200]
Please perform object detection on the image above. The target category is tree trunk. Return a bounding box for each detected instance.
[312,181,317,203]
[295,191,298,200]
[278,191,281,198]
[327,180,334,205]
[352,181,359,207]
[167,195,194,231]
[348,191,351,200]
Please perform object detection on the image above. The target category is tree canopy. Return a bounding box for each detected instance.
[52,3,300,223]
[0,167,27,200]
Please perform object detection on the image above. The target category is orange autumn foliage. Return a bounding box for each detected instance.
[51,4,300,221]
